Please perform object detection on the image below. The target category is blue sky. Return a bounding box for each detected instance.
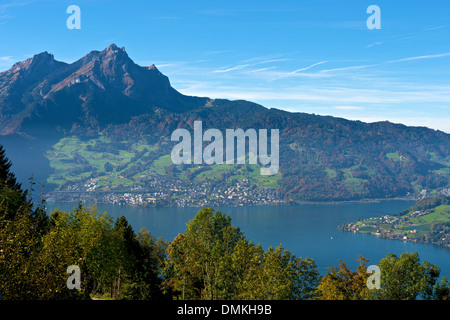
[1,0,449,132]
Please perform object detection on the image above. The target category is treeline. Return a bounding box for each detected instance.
[1,145,449,300]
[0,144,167,299]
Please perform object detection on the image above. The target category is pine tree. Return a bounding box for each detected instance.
[0,144,48,229]
[0,145,26,198]
[0,145,31,219]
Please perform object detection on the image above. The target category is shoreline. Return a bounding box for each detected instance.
[45,196,417,209]
[340,228,450,249]
[292,197,416,206]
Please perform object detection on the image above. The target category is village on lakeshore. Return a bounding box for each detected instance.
[340,195,450,248]
[46,174,284,207]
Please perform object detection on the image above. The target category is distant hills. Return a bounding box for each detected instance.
[0,44,449,203]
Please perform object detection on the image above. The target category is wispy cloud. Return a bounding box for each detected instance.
[248,66,278,73]
[269,61,327,80]
[332,106,363,110]
[366,41,384,48]
[213,64,250,73]
[361,25,449,51]
[201,50,233,56]
[179,82,450,107]
[341,115,450,133]
[291,61,327,73]
[239,56,290,64]
[168,50,450,87]
[137,47,450,134]
[0,1,32,14]
[258,58,289,64]
[0,55,14,69]
[155,63,176,68]
[318,51,450,74]
[389,52,450,63]
[422,25,447,31]
[320,64,377,73]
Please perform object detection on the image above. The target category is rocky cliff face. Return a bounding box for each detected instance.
[0,44,208,138]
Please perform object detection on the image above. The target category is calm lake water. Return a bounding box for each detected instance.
[46,200,450,278]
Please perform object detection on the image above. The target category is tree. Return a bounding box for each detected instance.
[315,255,373,300]
[291,256,321,300]
[35,212,85,299]
[0,145,26,199]
[0,205,48,299]
[0,145,165,300]
[104,161,114,172]
[164,208,321,300]
[112,215,138,298]
[5,205,168,300]
[0,146,52,299]
[165,208,244,300]
[46,204,127,298]
[376,252,440,300]
[432,277,450,300]
[315,252,444,300]
[164,233,200,300]
[0,145,31,219]
[236,244,320,300]
[121,224,168,300]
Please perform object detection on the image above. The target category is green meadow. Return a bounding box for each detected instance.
[45,135,282,190]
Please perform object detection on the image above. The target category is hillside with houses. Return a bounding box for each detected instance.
[339,196,450,247]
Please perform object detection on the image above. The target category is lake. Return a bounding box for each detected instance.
[46,200,450,278]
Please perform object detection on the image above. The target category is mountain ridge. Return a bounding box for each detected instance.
[0,44,210,138]
[0,45,449,203]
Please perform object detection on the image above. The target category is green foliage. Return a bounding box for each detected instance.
[344,197,450,247]
[0,145,26,198]
[375,252,440,300]
[315,256,373,300]
[0,145,31,219]
[315,252,445,300]
[120,226,168,300]
[43,102,450,203]
[234,243,320,300]
[2,146,450,300]
[397,196,450,216]
[164,207,320,300]
[0,205,64,299]
[48,204,127,297]
[0,201,168,300]
[46,135,282,195]
[433,277,450,300]
[164,208,245,300]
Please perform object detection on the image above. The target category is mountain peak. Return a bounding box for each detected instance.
[82,44,129,64]
[95,44,131,68]
[102,43,127,57]
[12,51,58,71]
[3,51,66,85]
[105,43,125,52]
[32,51,54,60]
[67,44,134,85]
